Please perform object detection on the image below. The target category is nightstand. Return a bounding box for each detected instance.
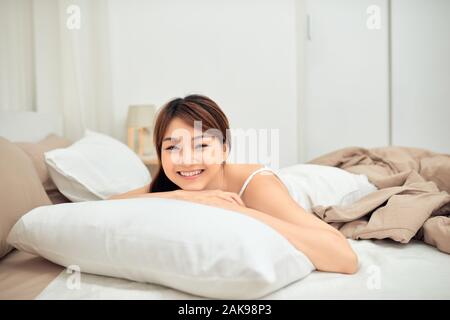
[140,156,159,178]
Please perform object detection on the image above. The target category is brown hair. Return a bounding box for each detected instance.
[148,94,231,192]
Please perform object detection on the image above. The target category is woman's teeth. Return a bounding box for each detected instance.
[178,169,204,177]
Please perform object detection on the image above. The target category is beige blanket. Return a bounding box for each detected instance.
[308,146,450,254]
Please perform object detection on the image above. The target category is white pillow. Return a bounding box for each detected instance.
[7,198,315,299]
[274,164,378,212]
[44,130,150,202]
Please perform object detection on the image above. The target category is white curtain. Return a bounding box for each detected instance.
[0,0,35,111]
[55,0,114,141]
[0,0,114,141]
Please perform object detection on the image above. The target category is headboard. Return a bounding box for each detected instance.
[0,111,63,142]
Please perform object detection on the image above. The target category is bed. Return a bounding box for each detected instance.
[31,239,450,300]
[1,112,449,300]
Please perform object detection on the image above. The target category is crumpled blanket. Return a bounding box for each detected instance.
[308,146,450,254]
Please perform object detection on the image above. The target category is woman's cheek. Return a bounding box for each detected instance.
[161,154,175,177]
[203,147,223,165]
[162,151,181,166]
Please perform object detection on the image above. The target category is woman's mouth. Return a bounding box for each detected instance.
[177,169,205,179]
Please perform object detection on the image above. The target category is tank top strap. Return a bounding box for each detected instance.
[238,166,277,197]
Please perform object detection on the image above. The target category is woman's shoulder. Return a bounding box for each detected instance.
[224,163,265,194]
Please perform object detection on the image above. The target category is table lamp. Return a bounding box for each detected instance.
[126,104,157,158]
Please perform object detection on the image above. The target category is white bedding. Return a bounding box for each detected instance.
[36,239,450,300]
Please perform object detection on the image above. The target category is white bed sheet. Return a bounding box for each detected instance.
[36,239,450,300]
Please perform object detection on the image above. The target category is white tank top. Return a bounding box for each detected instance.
[238,166,278,197]
[237,164,378,212]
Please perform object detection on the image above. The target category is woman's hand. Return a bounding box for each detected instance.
[108,187,245,211]
[171,189,246,209]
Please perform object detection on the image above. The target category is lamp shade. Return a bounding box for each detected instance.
[126,105,156,128]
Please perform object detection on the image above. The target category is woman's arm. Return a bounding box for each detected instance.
[223,202,358,274]
[238,172,359,274]
[108,186,245,207]
[108,184,177,200]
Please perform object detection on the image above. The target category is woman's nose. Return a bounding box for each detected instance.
[180,148,202,165]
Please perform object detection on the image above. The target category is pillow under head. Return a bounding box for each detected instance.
[7,198,315,299]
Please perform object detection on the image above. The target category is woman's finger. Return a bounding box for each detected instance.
[227,192,245,207]
[217,194,239,205]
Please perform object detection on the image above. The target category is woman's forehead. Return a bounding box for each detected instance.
[163,118,221,142]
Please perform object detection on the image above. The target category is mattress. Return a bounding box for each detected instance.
[0,249,63,300]
[17,239,449,300]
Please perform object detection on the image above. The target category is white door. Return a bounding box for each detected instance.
[303,0,390,161]
[391,0,450,154]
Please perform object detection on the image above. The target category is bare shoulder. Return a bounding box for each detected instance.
[226,164,310,225]
[239,166,290,204]
[224,163,263,186]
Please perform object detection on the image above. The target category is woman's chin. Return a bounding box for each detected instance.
[176,180,205,191]
[178,182,205,191]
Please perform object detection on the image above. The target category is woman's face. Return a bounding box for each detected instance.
[160,117,227,191]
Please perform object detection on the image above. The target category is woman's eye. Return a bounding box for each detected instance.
[165,145,180,151]
[195,144,209,149]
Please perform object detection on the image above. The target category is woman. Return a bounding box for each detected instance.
[110,94,359,274]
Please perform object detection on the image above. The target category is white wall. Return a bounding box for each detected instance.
[4,0,448,163]
[107,0,298,167]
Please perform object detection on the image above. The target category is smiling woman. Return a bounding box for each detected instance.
[150,95,231,193]
[109,94,359,274]
[159,118,229,192]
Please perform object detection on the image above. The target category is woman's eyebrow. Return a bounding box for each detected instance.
[162,135,210,143]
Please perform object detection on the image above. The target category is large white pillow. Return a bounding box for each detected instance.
[7,198,315,299]
[44,130,150,202]
[274,164,378,212]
